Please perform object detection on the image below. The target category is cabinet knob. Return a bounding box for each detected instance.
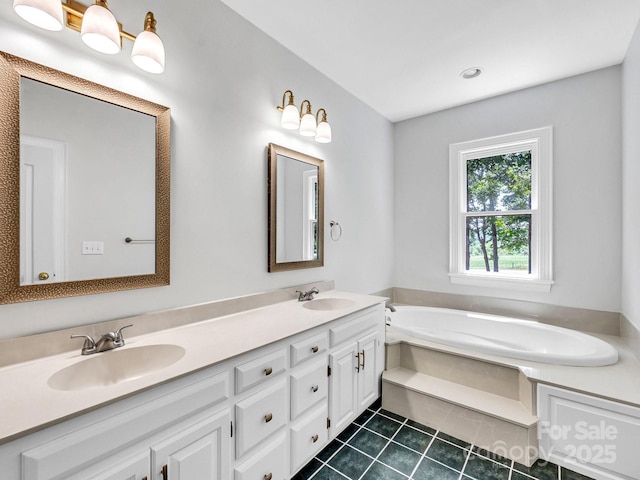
[311,385,319,393]
[265,367,273,376]
[264,474,273,480]
[265,413,273,423]
[311,346,319,353]
[312,434,319,443]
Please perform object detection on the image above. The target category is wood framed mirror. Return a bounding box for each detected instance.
[268,143,324,272]
[0,51,170,304]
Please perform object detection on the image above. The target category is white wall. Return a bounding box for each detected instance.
[622,20,640,330]
[394,67,622,312]
[0,0,395,339]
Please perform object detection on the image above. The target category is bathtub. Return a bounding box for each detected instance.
[386,306,618,367]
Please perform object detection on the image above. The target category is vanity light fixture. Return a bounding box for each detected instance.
[276,90,332,143]
[298,100,317,137]
[13,0,166,73]
[314,108,332,143]
[278,90,300,129]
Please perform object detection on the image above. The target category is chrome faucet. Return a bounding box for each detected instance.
[296,287,319,302]
[71,324,133,355]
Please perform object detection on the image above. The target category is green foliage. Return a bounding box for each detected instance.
[466,151,532,272]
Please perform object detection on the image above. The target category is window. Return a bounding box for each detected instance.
[449,127,553,292]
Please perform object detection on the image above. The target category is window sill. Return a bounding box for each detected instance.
[449,273,554,293]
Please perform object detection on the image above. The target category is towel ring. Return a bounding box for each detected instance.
[330,221,342,241]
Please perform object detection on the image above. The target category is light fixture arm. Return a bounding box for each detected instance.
[277,89,295,112]
[300,99,313,118]
[315,108,328,124]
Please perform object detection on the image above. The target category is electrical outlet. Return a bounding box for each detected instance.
[82,241,104,255]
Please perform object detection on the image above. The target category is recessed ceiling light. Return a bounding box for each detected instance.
[461,67,482,79]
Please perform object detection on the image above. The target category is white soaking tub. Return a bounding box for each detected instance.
[386,306,618,367]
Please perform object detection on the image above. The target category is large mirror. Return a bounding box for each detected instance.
[0,51,170,304]
[268,143,324,272]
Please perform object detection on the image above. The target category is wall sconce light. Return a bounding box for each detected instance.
[277,90,332,143]
[13,0,166,74]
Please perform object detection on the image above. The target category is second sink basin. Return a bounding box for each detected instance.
[302,298,356,311]
[48,344,186,391]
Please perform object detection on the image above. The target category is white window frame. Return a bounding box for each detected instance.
[449,126,553,292]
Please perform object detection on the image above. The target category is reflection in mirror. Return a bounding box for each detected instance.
[268,143,324,272]
[0,51,170,305]
[20,78,157,285]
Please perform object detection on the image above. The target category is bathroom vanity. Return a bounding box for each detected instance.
[0,290,386,479]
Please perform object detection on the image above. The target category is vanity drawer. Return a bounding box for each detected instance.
[235,380,287,458]
[235,348,287,394]
[290,405,328,473]
[291,359,327,420]
[234,432,287,480]
[329,307,378,347]
[290,332,327,367]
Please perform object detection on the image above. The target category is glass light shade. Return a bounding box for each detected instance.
[81,3,121,54]
[299,113,317,136]
[315,120,332,143]
[13,0,63,31]
[132,30,165,73]
[280,104,300,129]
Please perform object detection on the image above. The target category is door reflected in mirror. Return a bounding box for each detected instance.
[19,77,157,285]
[268,144,324,272]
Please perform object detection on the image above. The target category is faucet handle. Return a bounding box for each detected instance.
[114,324,133,344]
[71,334,96,355]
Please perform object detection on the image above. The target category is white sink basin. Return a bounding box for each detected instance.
[48,344,185,391]
[302,298,356,311]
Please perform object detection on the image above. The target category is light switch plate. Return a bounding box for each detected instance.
[82,241,104,255]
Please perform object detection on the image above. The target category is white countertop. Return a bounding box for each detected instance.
[0,290,385,444]
[386,329,640,408]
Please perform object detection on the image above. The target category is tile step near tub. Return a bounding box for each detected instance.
[382,341,539,466]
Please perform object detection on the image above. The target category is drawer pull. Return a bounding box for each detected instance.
[265,367,273,376]
[312,434,319,443]
[161,465,168,480]
[360,350,366,369]
[265,413,273,423]
[355,352,361,372]
[264,474,273,480]
[311,345,319,353]
[311,385,319,393]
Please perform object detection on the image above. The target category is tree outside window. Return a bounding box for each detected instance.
[466,151,532,274]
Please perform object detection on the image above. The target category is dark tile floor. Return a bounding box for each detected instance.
[293,399,594,480]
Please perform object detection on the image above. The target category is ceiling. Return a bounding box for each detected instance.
[220,0,640,122]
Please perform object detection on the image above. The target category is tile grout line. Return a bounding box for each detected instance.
[356,407,410,480]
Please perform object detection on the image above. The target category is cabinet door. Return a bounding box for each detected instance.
[151,409,230,480]
[329,342,358,435]
[357,331,378,410]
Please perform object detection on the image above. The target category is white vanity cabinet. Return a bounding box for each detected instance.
[328,308,382,436]
[538,384,640,480]
[21,370,231,480]
[1,301,385,480]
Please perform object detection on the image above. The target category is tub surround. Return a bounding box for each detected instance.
[0,286,386,444]
[621,313,640,361]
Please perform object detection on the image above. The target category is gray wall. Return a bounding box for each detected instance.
[0,0,395,339]
[394,67,622,312]
[622,20,640,332]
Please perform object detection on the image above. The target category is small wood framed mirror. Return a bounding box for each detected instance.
[268,143,324,272]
